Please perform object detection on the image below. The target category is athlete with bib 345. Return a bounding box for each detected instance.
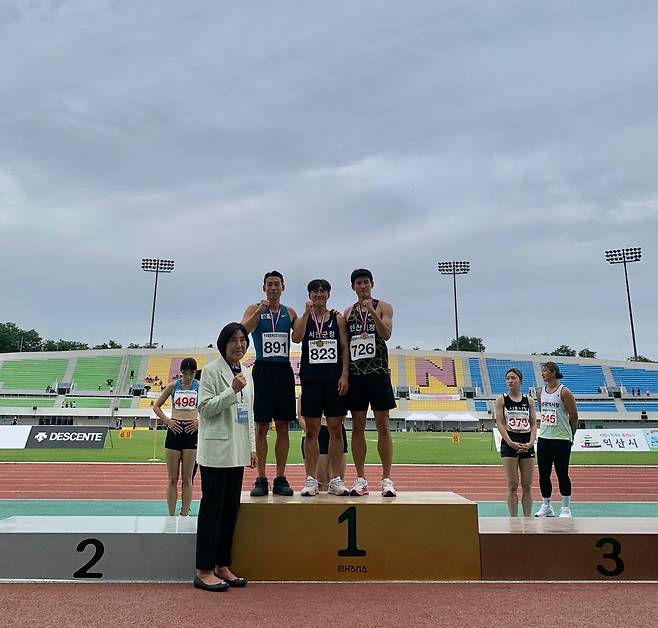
[535,361,579,518]
[241,271,297,497]
[344,269,397,497]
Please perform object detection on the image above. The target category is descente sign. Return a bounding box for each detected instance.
[26,426,108,449]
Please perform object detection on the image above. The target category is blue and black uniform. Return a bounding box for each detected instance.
[164,378,199,451]
[251,305,296,423]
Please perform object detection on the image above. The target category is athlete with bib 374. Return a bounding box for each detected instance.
[344,268,397,497]
[241,271,297,497]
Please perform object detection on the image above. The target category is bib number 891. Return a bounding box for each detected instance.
[264,341,287,354]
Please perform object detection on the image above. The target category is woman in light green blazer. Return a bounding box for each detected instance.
[194,322,257,592]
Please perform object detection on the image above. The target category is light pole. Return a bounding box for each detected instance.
[141,258,175,348]
[605,247,641,360]
[437,261,470,350]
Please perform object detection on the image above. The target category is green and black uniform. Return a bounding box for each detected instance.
[346,300,396,412]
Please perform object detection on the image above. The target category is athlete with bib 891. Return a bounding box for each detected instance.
[241,271,298,497]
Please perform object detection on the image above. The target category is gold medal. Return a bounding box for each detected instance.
[361,332,369,340]
[316,339,324,347]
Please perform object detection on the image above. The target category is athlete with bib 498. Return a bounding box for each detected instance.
[241,271,297,497]
[344,269,397,497]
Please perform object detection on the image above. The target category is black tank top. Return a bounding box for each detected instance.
[299,310,341,382]
[346,299,389,375]
[503,393,531,433]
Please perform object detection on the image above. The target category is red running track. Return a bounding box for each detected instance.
[2,463,658,501]
[1,583,658,628]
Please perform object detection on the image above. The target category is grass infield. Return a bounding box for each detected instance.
[1,431,656,465]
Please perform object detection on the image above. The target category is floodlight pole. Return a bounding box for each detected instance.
[452,268,459,350]
[621,253,638,361]
[142,258,174,349]
[605,248,641,361]
[148,265,160,349]
[438,261,470,351]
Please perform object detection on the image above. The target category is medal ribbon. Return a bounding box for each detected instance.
[359,305,369,334]
[311,310,327,340]
[269,308,281,332]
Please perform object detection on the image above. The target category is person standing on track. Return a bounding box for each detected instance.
[344,268,397,497]
[153,358,199,516]
[534,361,579,518]
[194,323,257,592]
[495,368,537,517]
[292,278,350,497]
[241,271,297,497]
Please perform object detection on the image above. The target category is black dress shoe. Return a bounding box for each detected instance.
[214,571,248,588]
[193,576,229,592]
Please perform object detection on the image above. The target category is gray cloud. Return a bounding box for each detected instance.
[2,1,657,360]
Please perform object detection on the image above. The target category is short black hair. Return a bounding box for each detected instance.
[180,357,197,373]
[307,278,331,294]
[505,367,523,382]
[350,268,373,286]
[216,322,250,359]
[263,270,284,285]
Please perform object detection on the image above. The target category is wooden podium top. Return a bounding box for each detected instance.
[241,490,474,505]
[479,517,658,534]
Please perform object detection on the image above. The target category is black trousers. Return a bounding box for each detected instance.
[195,465,244,570]
[537,437,572,498]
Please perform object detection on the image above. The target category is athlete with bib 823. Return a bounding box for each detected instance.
[241,271,298,497]
[344,269,397,497]
[292,278,350,497]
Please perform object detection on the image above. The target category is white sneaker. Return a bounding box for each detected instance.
[328,477,350,496]
[559,507,572,518]
[381,478,397,497]
[534,503,555,517]
[300,476,319,497]
[350,477,369,496]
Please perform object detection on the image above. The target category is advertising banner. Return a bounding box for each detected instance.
[0,426,32,449]
[493,428,654,452]
[25,426,108,449]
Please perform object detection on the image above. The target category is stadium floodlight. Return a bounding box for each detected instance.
[605,247,642,360]
[437,261,471,351]
[141,258,175,348]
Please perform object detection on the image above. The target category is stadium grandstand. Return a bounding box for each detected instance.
[1,347,657,430]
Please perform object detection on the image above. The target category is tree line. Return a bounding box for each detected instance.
[0,322,150,353]
[439,336,654,362]
[1,321,654,362]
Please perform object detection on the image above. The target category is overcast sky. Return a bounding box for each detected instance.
[2,1,657,360]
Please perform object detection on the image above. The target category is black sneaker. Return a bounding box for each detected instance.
[272,475,294,496]
[249,476,269,497]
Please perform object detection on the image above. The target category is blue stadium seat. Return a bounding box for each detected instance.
[554,363,606,394]
[469,358,483,391]
[611,367,658,394]
[486,359,536,394]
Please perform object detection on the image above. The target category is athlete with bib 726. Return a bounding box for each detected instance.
[344,268,397,497]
